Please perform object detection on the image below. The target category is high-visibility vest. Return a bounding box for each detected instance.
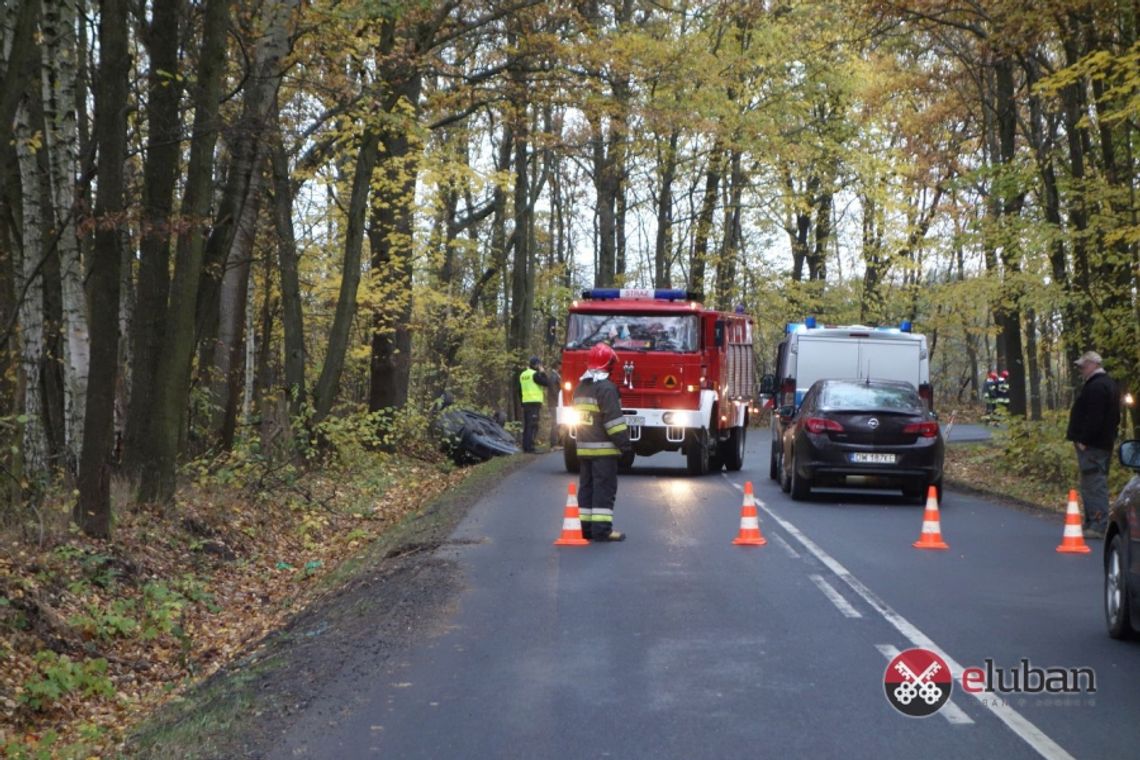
[520,368,544,404]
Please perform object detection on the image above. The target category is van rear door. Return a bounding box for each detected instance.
[857,337,922,387]
[795,337,861,402]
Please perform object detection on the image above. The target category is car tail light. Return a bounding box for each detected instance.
[780,377,796,406]
[903,421,940,438]
[918,382,934,410]
[804,417,843,434]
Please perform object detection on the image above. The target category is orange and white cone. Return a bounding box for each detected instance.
[913,486,949,550]
[1056,489,1091,555]
[554,483,589,546]
[732,481,767,546]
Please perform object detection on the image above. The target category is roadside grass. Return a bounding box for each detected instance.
[944,408,1133,512]
[0,447,525,759]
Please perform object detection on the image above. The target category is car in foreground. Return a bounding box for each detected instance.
[779,378,944,503]
[1105,439,1140,639]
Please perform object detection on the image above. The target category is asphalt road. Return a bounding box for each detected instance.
[267,431,1139,759]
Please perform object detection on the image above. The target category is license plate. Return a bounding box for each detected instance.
[625,416,645,427]
[851,452,896,464]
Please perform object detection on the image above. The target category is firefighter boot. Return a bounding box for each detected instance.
[595,530,625,542]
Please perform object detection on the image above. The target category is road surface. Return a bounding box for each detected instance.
[261,433,1138,759]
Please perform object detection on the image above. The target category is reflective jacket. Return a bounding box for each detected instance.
[519,368,547,404]
[572,376,630,457]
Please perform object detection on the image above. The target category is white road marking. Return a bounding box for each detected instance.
[875,644,974,725]
[730,482,1076,760]
[772,533,800,558]
[809,574,863,618]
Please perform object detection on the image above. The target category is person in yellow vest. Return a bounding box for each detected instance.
[519,356,550,453]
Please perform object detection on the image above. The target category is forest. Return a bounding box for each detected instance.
[1,0,1138,536]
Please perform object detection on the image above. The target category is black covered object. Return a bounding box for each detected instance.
[433,406,520,464]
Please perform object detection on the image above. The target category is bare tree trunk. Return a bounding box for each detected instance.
[124,0,182,471]
[715,150,743,310]
[691,149,723,297]
[270,119,306,418]
[41,0,88,471]
[507,68,531,355]
[654,130,678,289]
[14,102,49,481]
[75,0,128,537]
[139,0,231,505]
[0,0,42,195]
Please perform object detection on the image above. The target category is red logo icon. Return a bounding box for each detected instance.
[884,648,953,717]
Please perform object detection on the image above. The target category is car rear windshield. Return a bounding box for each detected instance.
[821,383,922,412]
[564,314,700,352]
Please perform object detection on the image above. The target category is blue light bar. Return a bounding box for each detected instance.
[580,288,693,301]
[804,316,817,328]
[900,320,913,333]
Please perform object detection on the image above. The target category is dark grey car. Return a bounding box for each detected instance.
[1105,439,1140,639]
[779,379,944,503]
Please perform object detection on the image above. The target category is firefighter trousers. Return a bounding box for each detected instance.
[579,456,619,539]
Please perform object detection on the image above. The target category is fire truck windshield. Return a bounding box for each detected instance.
[564,314,700,352]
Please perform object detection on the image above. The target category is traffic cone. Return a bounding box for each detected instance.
[913,486,949,550]
[1056,489,1091,555]
[554,483,589,546]
[732,481,767,546]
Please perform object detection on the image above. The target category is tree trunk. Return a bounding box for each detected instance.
[41,0,88,472]
[310,130,378,422]
[0,0,42,196]
[654,130,678,289]
[124,0,182,472]
[74,0,128,537]
[691,149,723,297]
[508,81,531,355]
[270,119,306,418]
[368,72,422,413]
[138,0,231,505]
[715,149,744,310]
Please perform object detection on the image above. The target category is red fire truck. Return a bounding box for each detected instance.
[557,288,756,475]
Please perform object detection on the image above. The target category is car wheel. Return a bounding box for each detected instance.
[563,441,580,473]
[779,452,791,493]
[1106,534,1135,640]
[790,455,811,501]
[723,426,745,472]
[686,429,711,476]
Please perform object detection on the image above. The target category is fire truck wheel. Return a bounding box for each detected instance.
[723,426,745,472]
[563,441,580,473]
[686,429,711,476]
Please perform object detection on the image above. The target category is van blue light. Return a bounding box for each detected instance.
[900,320,913,333]
[804,316,817,328]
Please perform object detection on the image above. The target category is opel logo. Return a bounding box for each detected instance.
[868,417,880,429]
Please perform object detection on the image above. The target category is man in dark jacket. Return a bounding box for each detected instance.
[572,343,631,542]
[1066,350,1120,538]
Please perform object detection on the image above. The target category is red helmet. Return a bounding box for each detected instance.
[988,371,997,380]
[1000,370,1009,378]
[587,342,618,371]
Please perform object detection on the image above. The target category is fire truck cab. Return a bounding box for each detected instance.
[557,289,755,475]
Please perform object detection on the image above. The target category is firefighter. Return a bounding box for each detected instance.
[572,343,631,541]
[995,370,1011,412]
[982,371,998,417]
[519,356,550,453]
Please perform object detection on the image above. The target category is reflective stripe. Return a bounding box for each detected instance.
[585,513,613,524]
[577,441,617,450]
[575,402,600,412]
[604,417,626,430]
[579,448,620,457]
[591,508,613,518]
[607,423,628,435]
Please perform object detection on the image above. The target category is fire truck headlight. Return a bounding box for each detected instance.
[563,381,572,392]
[686,384,697,393]
[663,411,675,425]
[563,408,580,426]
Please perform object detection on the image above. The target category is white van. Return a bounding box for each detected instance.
[761,320,932,480]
